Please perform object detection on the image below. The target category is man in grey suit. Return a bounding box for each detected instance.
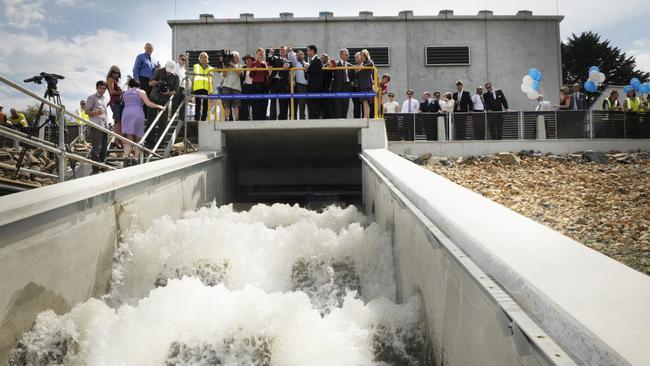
[331,48,353,118]
[569,83,587,110]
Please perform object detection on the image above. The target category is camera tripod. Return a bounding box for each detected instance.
[13,86,77,179]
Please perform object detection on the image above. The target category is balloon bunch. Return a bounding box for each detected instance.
[583,66,606,93]
[623,78,650,95]
[521,68,543,99]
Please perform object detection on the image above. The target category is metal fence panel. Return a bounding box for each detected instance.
[385,113,415,141]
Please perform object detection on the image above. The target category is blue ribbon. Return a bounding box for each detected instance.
[193,92,378,100]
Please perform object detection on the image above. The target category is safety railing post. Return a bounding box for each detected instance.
[412,113,416,141]
[57,105,66,181]
[484,112,488,140]
[290,69,295,121]
[183,93,189,153]
[373,67,379,119]
[519,111,524,140]
[588,110,594,139]
[554,111,558,139]
[449,113,454,141]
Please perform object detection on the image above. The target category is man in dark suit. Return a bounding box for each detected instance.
[569,83,587,110]
[320,53,334,119]
[266,46,291,120]
[452,80,473,140]
[305,45,323,119]
[420,91,432,112]
[483,82,510,140]
[331,48,352,118]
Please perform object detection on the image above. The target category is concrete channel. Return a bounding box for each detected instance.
[0,119,648,365]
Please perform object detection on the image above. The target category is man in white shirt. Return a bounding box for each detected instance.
[535,94,553,111]
[401,89,419,113]
[383,92,399,114]
[287,46,308,119]
[471,86,485,112]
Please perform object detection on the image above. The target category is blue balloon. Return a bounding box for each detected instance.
[528,68,542,81]
[588,66,600,74]
[633,84,641,92]
[631,78,641,88]
[640,83,650,94]
[531,80,540,91]
[623,85,632,94]
[584,80,597,93]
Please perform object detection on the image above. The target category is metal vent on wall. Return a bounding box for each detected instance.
[345,47,390,67]
[425,46,470,66]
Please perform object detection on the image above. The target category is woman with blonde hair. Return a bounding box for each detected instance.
[443,92,455,112]
[356,49,375,118]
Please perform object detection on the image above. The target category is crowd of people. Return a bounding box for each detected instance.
[2,41,649,170]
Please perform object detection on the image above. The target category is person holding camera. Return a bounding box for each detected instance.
[147,60,179,146]
[250,48,270,120]
[266,46,291,120]
[221,51,242,121]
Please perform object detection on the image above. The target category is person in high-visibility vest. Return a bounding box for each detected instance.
[623,89,641,112]
[77,100,89,142]
[192,52,213,121]
[601,90,620,111]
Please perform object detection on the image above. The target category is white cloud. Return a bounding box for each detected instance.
[54,0,85,5]
[0,28,170,111]
[628,38,650,74]
[3,0,46,28]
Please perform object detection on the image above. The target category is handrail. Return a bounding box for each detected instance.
[146,104,181,163]
[64,110,161,158]
[0,162,58,179]
[0,125,57,148]
[137,99,172,147]
[0,128,115,171]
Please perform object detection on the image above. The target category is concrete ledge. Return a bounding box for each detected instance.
[389,139,650,157]
[362,148,650,366]
[213,118,369,131]
[0,152,226,364]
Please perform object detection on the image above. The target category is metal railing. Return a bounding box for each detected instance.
[189,65,381,120]
[0,74,161,183]
[384,110,650,141]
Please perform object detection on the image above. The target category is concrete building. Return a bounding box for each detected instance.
[169,10,563,113]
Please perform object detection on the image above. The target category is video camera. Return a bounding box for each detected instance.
[24,72,65,91]
[158,80,170,94]
[216,49,233,68]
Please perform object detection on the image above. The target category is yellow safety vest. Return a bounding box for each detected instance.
[193,63,213,92]
[77,108,88,125]
[626,97,640,112]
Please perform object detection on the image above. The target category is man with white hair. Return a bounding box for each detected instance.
[535,94,553,111]
[132,43,159,97]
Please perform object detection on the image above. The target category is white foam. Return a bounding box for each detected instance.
[13,204,426,365]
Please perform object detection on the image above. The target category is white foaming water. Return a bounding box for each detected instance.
[11,204,428,365]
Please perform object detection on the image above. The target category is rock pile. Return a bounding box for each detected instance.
[417,150,650,275]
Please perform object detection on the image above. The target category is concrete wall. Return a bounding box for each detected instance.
[362,153,575,365]
[0,152,226,364]
[388,139,650,157]
[169,10,562,112]
[362,148,650,366]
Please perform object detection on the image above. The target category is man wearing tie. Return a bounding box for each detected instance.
[401,89,419,113]
[569,83,587,110]
[331,48,352,118]
[452,80,473,140]
[305,45,323,119]
[483,82,510,140]
[266,46,291,120]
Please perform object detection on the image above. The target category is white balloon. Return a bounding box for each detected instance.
[527,90,540,100]
[521,83,530,93]
[589,71,600,82]
[523,75,533,86]
[597,72,606,83]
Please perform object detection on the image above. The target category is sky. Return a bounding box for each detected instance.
[0,0,649,110]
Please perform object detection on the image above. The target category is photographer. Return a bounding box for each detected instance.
[221,51,242,121]
[266,46,291,120]
[147,60,179,146]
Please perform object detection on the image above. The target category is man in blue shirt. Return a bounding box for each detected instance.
[132,43,159,97]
